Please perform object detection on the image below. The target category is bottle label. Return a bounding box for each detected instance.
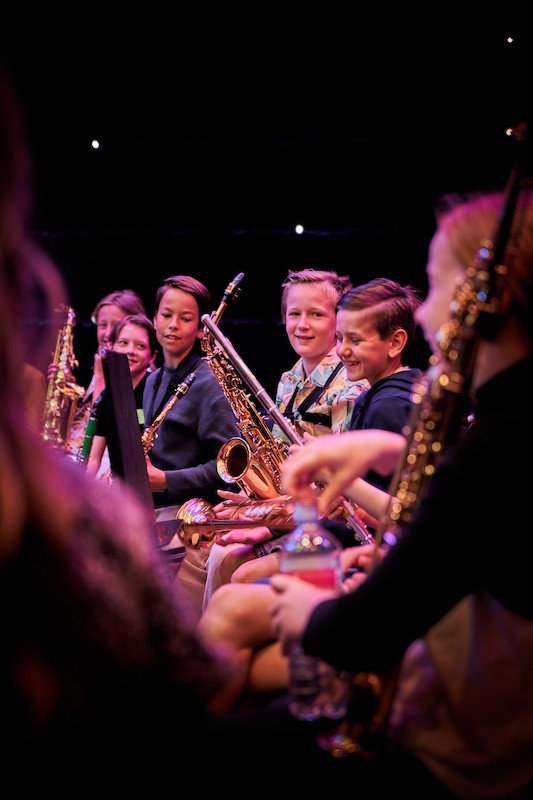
[282,564,339,590]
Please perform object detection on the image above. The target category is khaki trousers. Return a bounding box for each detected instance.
[155,506,250,626]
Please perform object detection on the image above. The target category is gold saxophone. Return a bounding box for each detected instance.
[41,305,85,450]
[201,312,290,500]
[319,134,527,761]
[141,372,196,454]
[169,272,370,547]
[199,312,372,544]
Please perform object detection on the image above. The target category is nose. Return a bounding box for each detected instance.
[336,337,350,357]
[296,313,310,328]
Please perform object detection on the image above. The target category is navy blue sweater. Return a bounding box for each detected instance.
[143,348,242,509]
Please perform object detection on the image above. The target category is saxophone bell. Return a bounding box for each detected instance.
[216,436,281,500]
[216,437,250,484]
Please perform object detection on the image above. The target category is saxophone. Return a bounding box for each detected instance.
[201,312,291,500]
[141,372,196,454]
[318,133,527,761]
[41,305,85,450]
[200,313,372,544]
[176,273,370,545]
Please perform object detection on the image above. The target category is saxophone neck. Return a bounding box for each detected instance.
[210,272,245,325]
[142,372,196,453]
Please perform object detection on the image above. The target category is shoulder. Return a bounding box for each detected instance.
[373,370,421,397]
[192,358,222,382]
[133,377,148,401]
[145,368,160,389]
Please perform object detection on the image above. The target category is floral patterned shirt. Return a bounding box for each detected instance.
[272,348,369,445]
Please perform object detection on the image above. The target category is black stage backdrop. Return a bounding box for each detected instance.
[2,19,530,394]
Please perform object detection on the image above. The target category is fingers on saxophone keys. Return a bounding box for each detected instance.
[241,505,268,520]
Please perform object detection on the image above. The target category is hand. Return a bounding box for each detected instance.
[269,574,336,655]
[211,489,248,519]
[287,430,312,457]
[342,571,367,593]
[213,491,294,532]
[339,543,384,574]
[145,456,167,491]
[323,495,349,521]
[353,506,381,530]
[91,350,106,399]
[218,524,274,547]
[282,429,405,517]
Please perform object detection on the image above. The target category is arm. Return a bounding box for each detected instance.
[145,364,242,504]
[86,435,107,477]
[282,429,405,517]
[347,478,391,523]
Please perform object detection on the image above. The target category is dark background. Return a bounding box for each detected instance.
[2,17,530,395]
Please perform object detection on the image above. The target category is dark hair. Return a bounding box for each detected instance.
[154,275,211,325]
[337,277,422,353]
[109,314,158,356]
[91,290,146,325]
[280,268,352,322]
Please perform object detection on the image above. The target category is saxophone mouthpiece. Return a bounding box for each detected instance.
[182,372,196,389]
[222,272,245,303]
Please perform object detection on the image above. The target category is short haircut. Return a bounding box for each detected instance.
[337,277,422,352]
[154,275,211,326]
[280,268,352,322]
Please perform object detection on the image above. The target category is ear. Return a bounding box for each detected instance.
[389,328,408,357]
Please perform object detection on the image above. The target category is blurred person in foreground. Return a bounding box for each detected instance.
[271,184,533,798]
[0,62,230,791]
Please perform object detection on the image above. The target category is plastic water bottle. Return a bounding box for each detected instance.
[280,495,350,721]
